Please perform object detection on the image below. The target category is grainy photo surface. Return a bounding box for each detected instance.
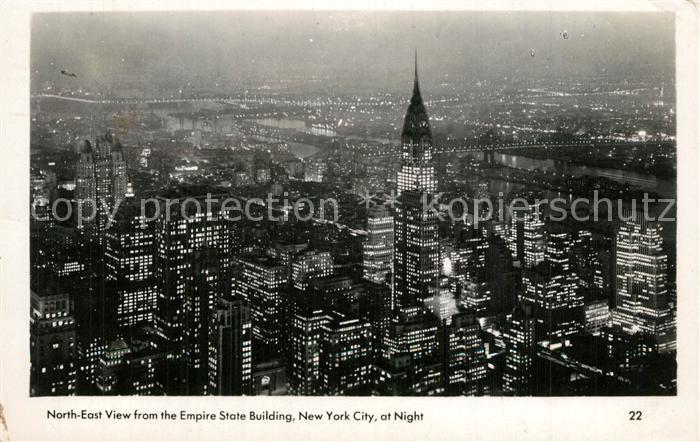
[28,10,678,398]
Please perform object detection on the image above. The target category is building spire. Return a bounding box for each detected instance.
[414,48,419,91]
[411,48,423,107]
[401,47,432,163]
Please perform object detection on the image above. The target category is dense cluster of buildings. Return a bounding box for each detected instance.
[29,60,676,397]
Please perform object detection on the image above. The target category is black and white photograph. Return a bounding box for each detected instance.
[1,1,698,441]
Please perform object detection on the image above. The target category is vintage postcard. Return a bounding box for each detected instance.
[0,1,698,440]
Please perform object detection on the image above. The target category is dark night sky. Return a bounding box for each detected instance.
[31,10,675,92]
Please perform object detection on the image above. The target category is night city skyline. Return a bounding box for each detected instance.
[28,10,677,398]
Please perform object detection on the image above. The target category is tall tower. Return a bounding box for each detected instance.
[319,313,373,395]
[502,303,536,395]
[153,190,239,394]
[30,274,77,396]
[208,297,253,395]
[393,52,441,311]
[612,212,675,353]
[521,231,583,344]
[442,309,488,396]
[234,253,289,361]
[104,207,157,329]
[74,132,128,236]
[397,50,437,194]
[523,204,546,268]
[74,140,97,232]
[289,309,332,395]
[110,141,127,205]
[363,202,394,286]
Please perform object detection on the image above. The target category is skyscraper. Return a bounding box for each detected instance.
[104,206,157,328]
[546,231,574,272]
[507,206,526,264]
[292,250,333,291]
[319,312,373,395]
[523,204,546,268]
[74,140,97,234]
[396,51,437,195]
[209,297,253,395]
[95,338,131,395]
[442,309,488,396]
[74,132,128,236]
[96,132,127,207]
[393,190,440,310]
[289,309,332,395]
[379,53,448,395]
[152,189,239,394]
[235,253,289,360]
[30,274,77,396]
[521,231,583,344]
[611,212,675,353]
[502,303,537,396]
[392,58,440,311]
[363,202,394,285]
[583,299,611,336]
[375,306,444,395]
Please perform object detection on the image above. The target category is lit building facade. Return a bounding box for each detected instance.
[289,309,332,395]
[376,307,444,395]
[521,231,584,344]
[584,300,611,336]
[612,213,676,353]
[502,304,537,396]
[523,205,546,268]
[30,276,77,396]
[396,52,437,194]
[104,210,157,328]
[394,190,440,310]
[74,132,127,236]
[208,297,253,395]
[363,203,394,285]
[292,250,333,291]
[319,313,373,395]
[153,190,239,394]
[443,310,488,396]
[235,253,289,359]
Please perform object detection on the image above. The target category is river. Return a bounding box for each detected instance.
[253,120,677,199]
[163,113,676,197]
[471,152,676,198]
[253,118,338,137]
[474,152,677,245]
